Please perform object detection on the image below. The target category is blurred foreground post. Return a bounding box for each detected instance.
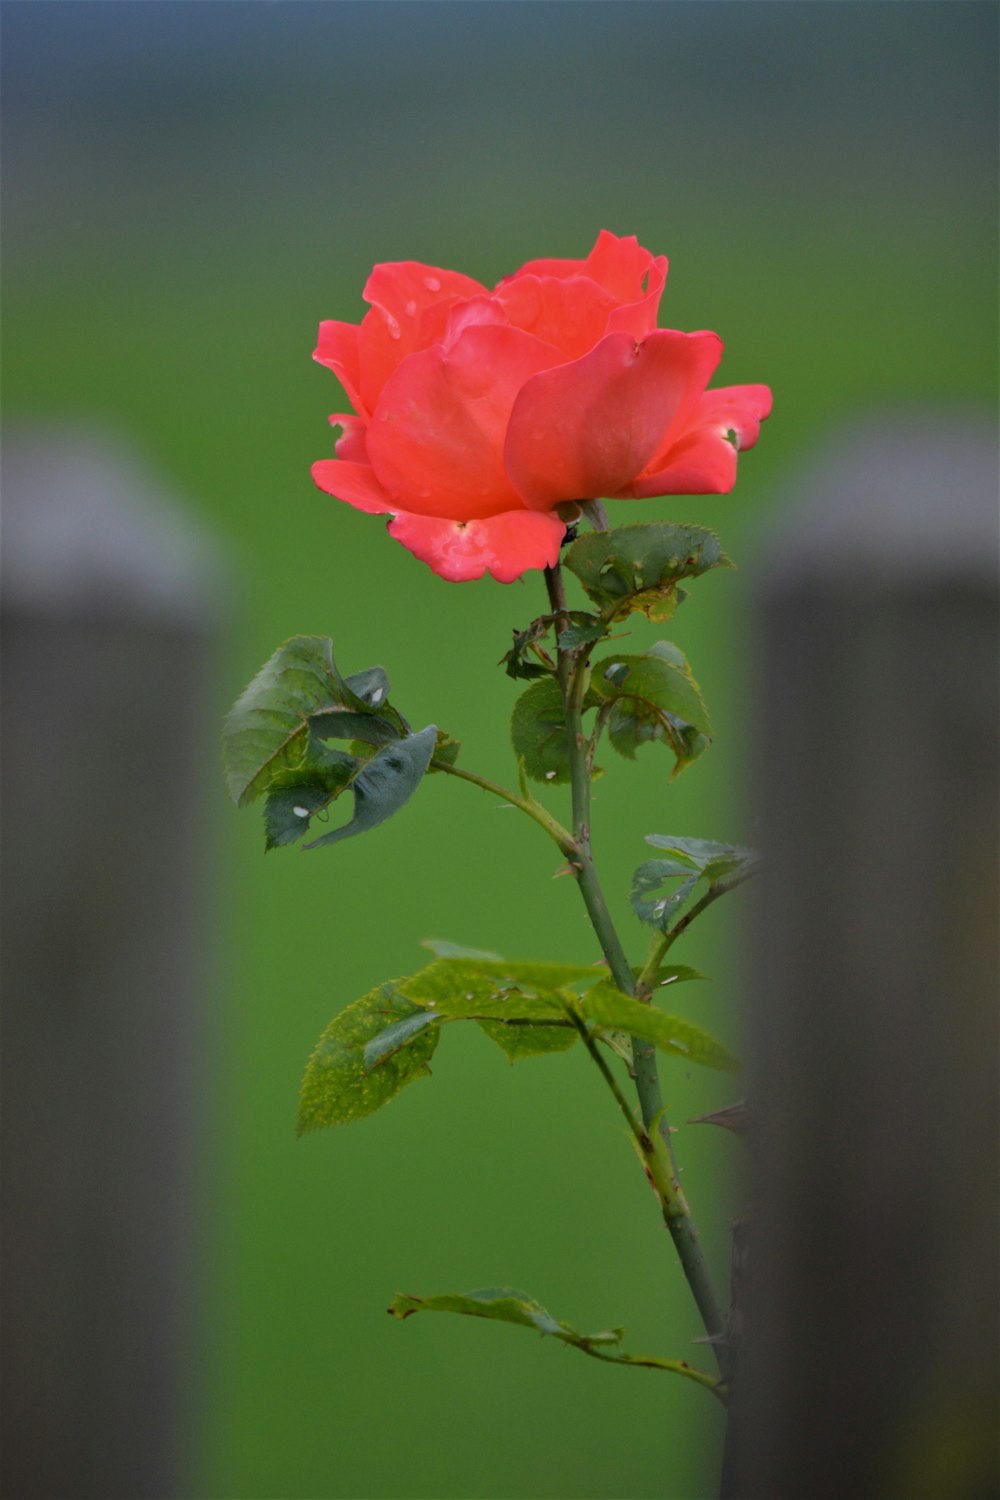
[1,430,223,1500]
[723,411,999,1499]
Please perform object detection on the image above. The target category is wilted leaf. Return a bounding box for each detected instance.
[388,1287,723,1398]
[303,726,437,850]
[593,643,712,776]
[223,637,405,806]
[563,522,731,621]
[501,615,557,680]
[297,983,440,1133]
[427,729,461,770]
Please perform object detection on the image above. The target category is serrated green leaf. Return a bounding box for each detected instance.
[563,522,731,621]
[475,1018,578,1061]
[510,676,573,784]
[581,981,740,1071]
[593,643,712,776]
[387,1287,723,1398]
[223,636,402,806]
[297,983,440,1133]
[402,957,605,1017]
[303,726,437,850]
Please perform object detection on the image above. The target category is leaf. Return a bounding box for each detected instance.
[401,957,605,1017]
[557,613,608,651]
[363,1009,441,1069]
[631,862,700,930]
[387,1287,724,1399]
[645,834,759,885]
[400,956,603,1062]
[510,676,573,784]
[580,981,740,1071]
[297,983,440,1133]
[563,522,732,621]
[593,643,712,776]
[501,615,557,680]
[389,1286,622,1343]
[303,725,437,850]
[427,729,461,770]
[223,636,402,806]
[420,940,504,962]
[263,770,356,850]
[475,1019,578,1061]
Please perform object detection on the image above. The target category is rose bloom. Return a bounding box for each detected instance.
[312,231,771,583]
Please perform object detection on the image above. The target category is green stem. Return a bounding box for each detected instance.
[430,757,576,859]
[543,560,730,1379]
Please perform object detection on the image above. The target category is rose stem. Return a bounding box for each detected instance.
[543,559,730,1378]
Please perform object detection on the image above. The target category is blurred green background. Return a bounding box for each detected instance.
[3,3,996,1497]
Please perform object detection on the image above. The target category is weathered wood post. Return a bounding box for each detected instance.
[1,429,224,1500]
[723,410,999,1498]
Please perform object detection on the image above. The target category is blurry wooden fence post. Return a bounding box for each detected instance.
[723,409,999,1500]
[1,429,225,1500]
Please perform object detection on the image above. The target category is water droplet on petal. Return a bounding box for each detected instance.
[405,299,417,317]
[424,276,442,292]
[383,312,402,340]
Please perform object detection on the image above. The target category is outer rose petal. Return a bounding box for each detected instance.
[311,458,394,515]
[314,322,367,418]
[617,383,773,499]
[504,329,722,510]
[690,384,773,451]
[366,324,561,520]
[358,262,488,414]
[387,509,565,583]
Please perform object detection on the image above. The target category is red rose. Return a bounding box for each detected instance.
[312,231,771,583]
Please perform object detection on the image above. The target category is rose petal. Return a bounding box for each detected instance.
[583,230,660,304]
[615,428,739,498]
[358,262,488,414]
[605,254,668,338]
[495,274,618,360]
[366,324,561,520]
[311,458,394,515]
[505,329,723,510]
[618,383,772,499]
[328,413,368,462]
[691,384,773,451]
[314,321,367,418]
[386,509,565,583]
